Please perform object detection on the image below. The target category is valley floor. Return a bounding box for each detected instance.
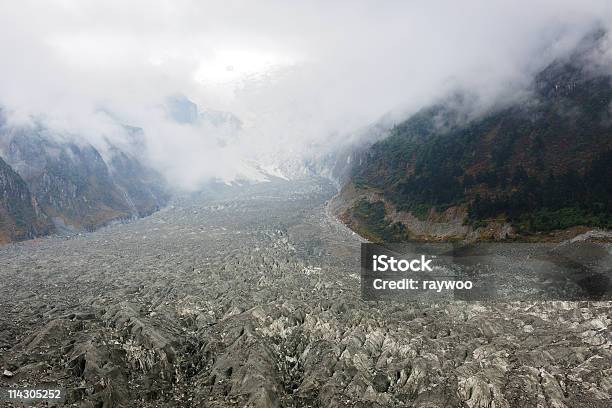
[0,178,610,407]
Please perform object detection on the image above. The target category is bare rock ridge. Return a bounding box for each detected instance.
[0,120,169,242]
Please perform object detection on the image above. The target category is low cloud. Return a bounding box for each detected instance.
[1,1,611,190]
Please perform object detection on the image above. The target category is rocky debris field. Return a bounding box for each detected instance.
[0,178,610,407]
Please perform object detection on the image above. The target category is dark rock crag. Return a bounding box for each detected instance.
[0,121,169,242]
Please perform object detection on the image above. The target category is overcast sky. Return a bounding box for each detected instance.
[1,1,611,189]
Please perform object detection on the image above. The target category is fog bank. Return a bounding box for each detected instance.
[1,1,612,189]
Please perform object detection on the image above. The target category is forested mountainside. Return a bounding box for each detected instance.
[0,121,169,242]
[335,32,612,241]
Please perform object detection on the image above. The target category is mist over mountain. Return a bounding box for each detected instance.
[2,4,612,408]
[0,116,169,239]
[1,1,612,243]
[1,1,612,192]
[332,30,612,241]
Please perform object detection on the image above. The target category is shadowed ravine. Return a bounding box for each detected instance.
[0,178,610,407]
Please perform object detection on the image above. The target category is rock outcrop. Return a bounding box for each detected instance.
[0,156,52,243]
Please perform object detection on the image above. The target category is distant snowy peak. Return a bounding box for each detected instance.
[165,95,242,130]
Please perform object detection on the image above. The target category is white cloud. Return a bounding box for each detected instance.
[0,0,611,190]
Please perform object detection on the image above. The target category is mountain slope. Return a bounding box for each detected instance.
[0,122,169,236]
[106,145,170,217]
[0,156,52,243]
[336,32,612,241]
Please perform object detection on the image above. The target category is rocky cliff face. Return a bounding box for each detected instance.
[0,156,52,243]
[0,122,169,241]
[106,146,169,218]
